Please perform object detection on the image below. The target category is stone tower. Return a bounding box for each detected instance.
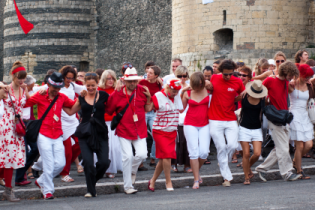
[172,0,315,72]
[2,0,97,81]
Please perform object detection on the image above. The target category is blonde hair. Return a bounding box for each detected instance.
[175,65,189,79]
[273,51,287,61]
[99,69,117,88]
[254,58,269,76]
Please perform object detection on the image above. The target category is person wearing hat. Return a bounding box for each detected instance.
[106,67,153,194]
[238,80,267,185]
[24,72,76,199]
[268,59,276,71]
[289,64,314,179]
[148,78,183,192]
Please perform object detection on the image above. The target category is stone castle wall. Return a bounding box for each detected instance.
[0,0,5,81]
[172,0,315,72]
[95,0,172,76]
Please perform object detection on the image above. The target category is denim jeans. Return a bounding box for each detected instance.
[146,110,156,159]
[15,120,39,182]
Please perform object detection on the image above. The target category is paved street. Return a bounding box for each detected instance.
[1,175,315,210]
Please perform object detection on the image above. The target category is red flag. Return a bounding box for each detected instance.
[13,0,34,34]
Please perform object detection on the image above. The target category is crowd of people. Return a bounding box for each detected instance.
[0,49,315,201]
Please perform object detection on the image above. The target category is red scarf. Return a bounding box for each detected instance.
[14,0,34,34]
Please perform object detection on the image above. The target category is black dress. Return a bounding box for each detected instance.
[78,91,110,196]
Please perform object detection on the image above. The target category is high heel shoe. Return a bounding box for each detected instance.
[148,180,155,192]
[165,184,174,191]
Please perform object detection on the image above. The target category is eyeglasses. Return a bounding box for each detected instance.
[177,75,188,78]
[86,73,97,77]
[239,74,249,77]
[123,64,133,69]
[65,77,74,80]
[106,77,114,81]
[276,60,285,64]
[223,73,233,76]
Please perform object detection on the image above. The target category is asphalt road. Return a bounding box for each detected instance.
[1,176,315,210]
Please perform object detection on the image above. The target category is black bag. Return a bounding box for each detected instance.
[263,82,293,126]
[74,92,106,151]
[110,93,134,130]
[25,95,59,143]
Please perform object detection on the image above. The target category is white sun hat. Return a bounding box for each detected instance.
[268,59,276,66]
[123,67,142,80]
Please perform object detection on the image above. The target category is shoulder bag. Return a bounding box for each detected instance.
[307,83,315,124]
[25,95,59,143]
[8,92,26,136]
[110,93,134,130]
[263,82,293,126]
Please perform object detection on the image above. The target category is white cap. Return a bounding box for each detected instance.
[268,59,276,66]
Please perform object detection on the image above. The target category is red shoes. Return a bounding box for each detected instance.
[15,180,31,186]
[35,180,41,189]
[43,193,54,200]
[148,180,155,192]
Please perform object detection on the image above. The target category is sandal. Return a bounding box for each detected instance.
[184,167,193,173]
[192,180,199,189]
[77,165,84,176]
[232,158,238,163]
[171,165,178,172]
[236,162,243,167]
[27,172,35,179]
[243,179,250,185]
[204,160,211,165]
[106,173,115,178]
[248,172,254,179]
[0,179,5,187]
[298,171,311,180]
[199,176,203,184]
[61,175,74,182]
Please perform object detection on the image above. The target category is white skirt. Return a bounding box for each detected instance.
[290,109,314,142]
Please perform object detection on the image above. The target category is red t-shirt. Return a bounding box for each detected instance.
[98,87,116,121]
[24,91,75,139]
[106,85,148,140]
[263,77,288,110]
[208,74,245,121]
[138,79,162,100]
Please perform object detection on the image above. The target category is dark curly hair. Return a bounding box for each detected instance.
[294,50,308,63]
[59,65,77,80]
[217,59,237,72]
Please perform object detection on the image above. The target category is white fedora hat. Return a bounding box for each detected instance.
[124,67,142,80]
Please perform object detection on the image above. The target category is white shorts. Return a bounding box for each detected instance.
[238,126,263,142]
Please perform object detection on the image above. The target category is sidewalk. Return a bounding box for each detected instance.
[1,154,315,200]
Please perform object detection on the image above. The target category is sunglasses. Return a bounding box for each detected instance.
[276,60,285,64]
[123,64,133,69]
[239,74,249,77]
[86,73,97,77]
[65,77,74,80]
[177,75,188,78]
[223,73,233,76]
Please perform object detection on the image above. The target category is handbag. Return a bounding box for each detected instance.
[75,92,107,151]
[263,82,293,126]
[110,93,134,130]
[8,92,26,136]
[25,95,59,143]
[307,83,315,124]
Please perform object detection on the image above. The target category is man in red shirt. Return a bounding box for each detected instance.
[24,72,75,199]
[106,67,153,194]
[255,61,302,181]
[208,60,245,187]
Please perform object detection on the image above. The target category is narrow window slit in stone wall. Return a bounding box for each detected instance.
[223,10,226,25]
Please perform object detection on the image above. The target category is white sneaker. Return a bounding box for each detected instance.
[258,155,264,161]
[131,174,136,185]
[125,188,138,194]
[84,193,92,198]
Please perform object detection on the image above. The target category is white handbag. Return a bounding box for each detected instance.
[307,98,315,124]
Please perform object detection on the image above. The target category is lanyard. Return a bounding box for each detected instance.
[125,87,136,114]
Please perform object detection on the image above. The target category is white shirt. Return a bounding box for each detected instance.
[60,83,86,140]
[0,100,4,120]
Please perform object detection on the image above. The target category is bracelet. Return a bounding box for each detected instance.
[146,102,152,105]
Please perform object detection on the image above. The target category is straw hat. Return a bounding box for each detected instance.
[245,80,268,98]
[124,67,142,80]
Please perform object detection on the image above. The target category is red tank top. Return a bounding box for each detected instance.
[184,90,209,127]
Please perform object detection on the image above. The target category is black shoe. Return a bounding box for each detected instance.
[32,169,39,178]
[204,160,211,165]
[138,166,148,171]
[149,162,156,167]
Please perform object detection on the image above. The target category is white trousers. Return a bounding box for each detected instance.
[36,134,65,195]
[209,120,238,181]
[184,125,210,159]
[118,136,147,190]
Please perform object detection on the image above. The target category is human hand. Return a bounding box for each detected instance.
[39,87,47,95]
[142,86,151,99]
[20,83,27,90]
[157,77,163,85]
[80,90,87,97]
[205,80,213,90]
[115,79,124,91]
[240,90,247,98]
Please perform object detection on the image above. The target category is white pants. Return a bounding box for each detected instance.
[209,120,238,181]
[36,134,65,195]
[118,136,147,190]
[184,125,210,159]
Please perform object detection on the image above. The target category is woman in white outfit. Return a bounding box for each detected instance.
[290,64,314,179]
[98,70,122,178]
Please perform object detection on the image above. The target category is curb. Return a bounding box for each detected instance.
[1,165,315,200]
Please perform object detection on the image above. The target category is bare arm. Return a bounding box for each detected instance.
[253,71,272,81]
[63,99,81,116]
[181,91,189,110]
[142,86,153,112]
